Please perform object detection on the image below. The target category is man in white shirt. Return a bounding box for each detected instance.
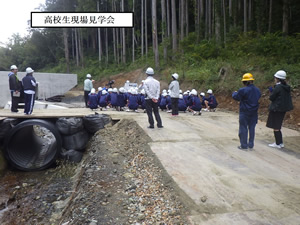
[84,74,93,107]
[143,67,163,129]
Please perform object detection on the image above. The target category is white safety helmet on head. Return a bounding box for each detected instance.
[207,89,213,94]
[179,94,183,99]
[86,74,91,78]
[119,87,125,93]
[200,92,205,97]
[172,73,179,80]
[10,65,18,70]
[132,89,137,95]
[141,80,145,83]
[162,92,167,97]
[162,89,167,93]
[141,89,145,95]
[102,90,107,95]
[26,67,34,74]
[179,89,182,94]
[126,80,130,83]
[274,70,287,80]
[191,90,197,96]
[113,88,118,93]
[146,67,154,75]
[98,87,102,91]
[187,90,190,93]
[108,88,113,92]
[90,88,96,94]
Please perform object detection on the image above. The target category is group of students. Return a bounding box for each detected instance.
[86,84,218,115]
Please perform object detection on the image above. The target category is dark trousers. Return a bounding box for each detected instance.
[10,91,19,112]
[145,99,162,127]
[239,112,258,148]
[84,91,90,107]
[24,93,35,114]
[171,98,179,115]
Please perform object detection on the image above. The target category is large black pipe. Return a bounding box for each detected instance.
[4,119,62,171]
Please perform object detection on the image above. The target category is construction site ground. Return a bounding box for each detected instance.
[0,107,300,224]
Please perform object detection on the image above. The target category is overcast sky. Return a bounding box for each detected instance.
[0,0,45,46]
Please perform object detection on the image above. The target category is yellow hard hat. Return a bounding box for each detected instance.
[241,73,254,81]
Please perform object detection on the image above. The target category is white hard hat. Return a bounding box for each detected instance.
[113,88,118,93]
[274,70,287,80]
[167,90,171,95]
[26,67,34,73]
[91,88,96,94]
[191,90,197,96]
[126,80,130,83]
[187,90,190,93]
[162,89,167,93]
[207,89,213,94]
[98,87,102,91]
[200,92,205,96]
[141,89,145,95]
[132,89,137,95]
[162,92,167,97]
[146,67,154,75]
[102,90,107,95]
[179,94,183,99]
[119,87,125,93]
[183,92,187,95]
[108,88,113,92]
[142,80,145,83]
[179,89,182,94]
[10,65,18,70]
[86,74,92,78]
[172,73,179,80]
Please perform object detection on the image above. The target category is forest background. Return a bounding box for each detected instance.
[0,0,299,93]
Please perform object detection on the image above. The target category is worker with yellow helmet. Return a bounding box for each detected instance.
[232,73,261,150]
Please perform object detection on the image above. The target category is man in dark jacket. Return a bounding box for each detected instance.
[22,67,37,115]
[8,65,22,112]
[266,70,293,149]
[232,73,261,150]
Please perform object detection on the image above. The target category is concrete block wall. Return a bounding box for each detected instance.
[0,71,77,108]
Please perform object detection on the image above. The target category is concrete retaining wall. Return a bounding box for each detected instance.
[0,71,77,108]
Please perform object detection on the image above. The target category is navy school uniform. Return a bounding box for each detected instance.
[97,91,102,100]
[166,95,172,110]
[207,94,218,108]
[107,92,112,105]
[128,94,139,110]
[110,92,119,107]
[88,93,98,109]
[178,98,187,111]
[117,93,127,107]
[200,96,207,106]
[99,93,109,107]
[139,94,146,109]
[190,96,202,111]
[159,96,168,110]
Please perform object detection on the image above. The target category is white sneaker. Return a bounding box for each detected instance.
[280,143,284,148]
[135,110,139,113]
[268,143,281,149]
[193,111,197,115]
[167,110,172,113]
[203,108,209,112]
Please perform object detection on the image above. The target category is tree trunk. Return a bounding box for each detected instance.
[132,0,135,63]
[141,0,144,57]
[215,1,221,43]
[63,28,70,73]
[97,0,102,62]
[152,0,159,68]
[166,0,170,37]
[122,0,126,63]
[208,0,212,39]
[195,0,200,42]
[105,28,108,66]
[75,28,79,67]
[180,0,184,40]
[222,0,226,45]
[282,0,289,35]
[268,0,272,32]
[244,0,247,33]
[185,0,189,36]
[145,0,148,57]
[161,0,167,61]
[171,0,177,55]
[71,28,75,59]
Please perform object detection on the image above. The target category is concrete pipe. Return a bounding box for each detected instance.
[4,119,62,171]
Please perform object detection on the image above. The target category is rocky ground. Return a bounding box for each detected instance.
[0,119,189,224]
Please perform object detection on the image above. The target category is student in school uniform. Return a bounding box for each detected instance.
[139,89,147,112]
[117,87,127,111]
[97,87,103,100]
[200,92,207,108]
[204,89,218,112]
[127,89,139,112]
[187,90,202,115]
[110,88,119,110]
[166,90,172,113]
[99,90,109,110]
[178,94,187,112]
[88,88,98,110]
[159,92,168,111]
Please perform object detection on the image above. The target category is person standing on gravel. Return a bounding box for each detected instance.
[232,73,261,150]
[169,73,180,116]
[266,70,293,149]
[84,74,93,108]
[143,67,163,129]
